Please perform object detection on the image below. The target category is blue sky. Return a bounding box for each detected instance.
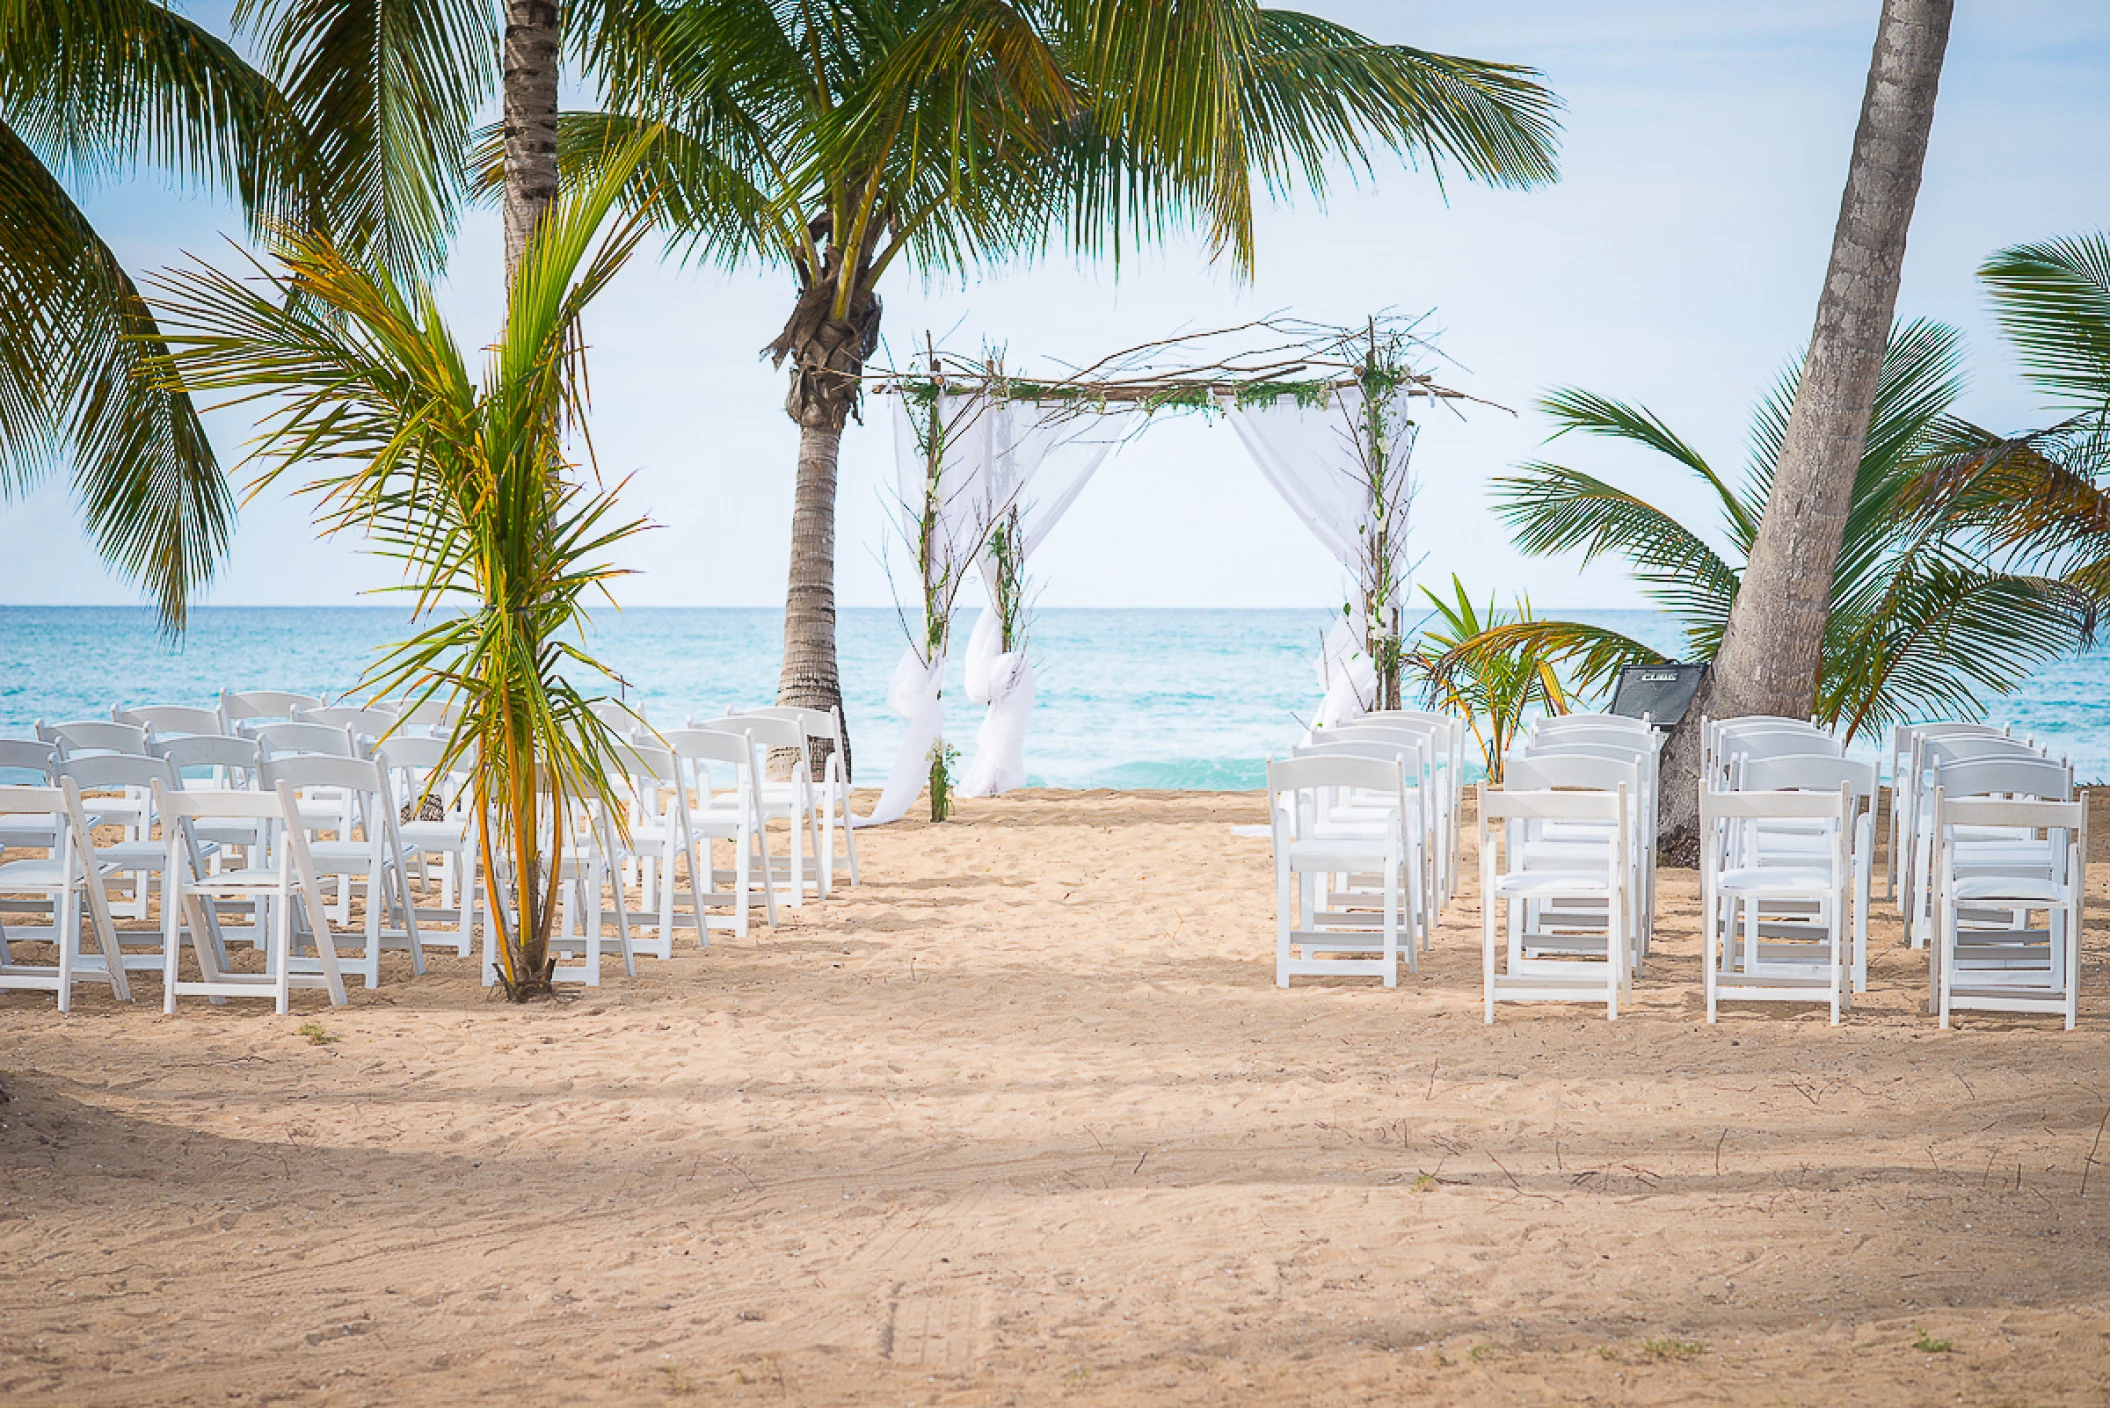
[10,0,2110,612]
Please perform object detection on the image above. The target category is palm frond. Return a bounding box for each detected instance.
[0,0,310,228]
[234,0,499,280]
[0,119,234,629]
[1980,234,2110,411]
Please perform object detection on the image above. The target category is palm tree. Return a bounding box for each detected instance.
[1406,575,1569,783]
[1663,0,1954,850]
[1906,235,2110,601]
[0,0,311,628]
[1449,321,2090,749]
[552,0,1564,775]
[152,146,656,998]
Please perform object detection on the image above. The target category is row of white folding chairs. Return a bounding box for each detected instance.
[1512,714,1660,966]
[1893,726,2056,945]
[0,749,424,1012]
[1267,709,1469,984]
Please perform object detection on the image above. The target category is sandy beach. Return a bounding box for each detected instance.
[6,788,2110,1406]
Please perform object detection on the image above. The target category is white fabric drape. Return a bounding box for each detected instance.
[856,392,1012,827]
[1229,385,1417,726]
[957,404,1134,798]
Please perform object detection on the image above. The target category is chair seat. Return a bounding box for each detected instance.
[1492,869,1615,897]
[398,820,470,848]
[1716,865,1838,894]
[1284,839,1400,872]
[0,858,99,889]
[1950,874,2070,903]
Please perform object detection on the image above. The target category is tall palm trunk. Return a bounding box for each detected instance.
[768,245,883,782]
[1657,0,1952,859]
[501,0,562,282]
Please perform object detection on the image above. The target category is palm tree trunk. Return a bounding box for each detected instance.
[777,400,852,780]
[1657,0,1952,860]
[501,0,561,283]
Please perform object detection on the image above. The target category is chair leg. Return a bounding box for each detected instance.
[1275,861,1292,988]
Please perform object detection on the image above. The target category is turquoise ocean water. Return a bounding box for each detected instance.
[3,606,2105,786]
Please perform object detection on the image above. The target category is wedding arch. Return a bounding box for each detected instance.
[854,318,1491,827]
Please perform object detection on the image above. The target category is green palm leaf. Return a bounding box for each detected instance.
[1979,234,2110,411]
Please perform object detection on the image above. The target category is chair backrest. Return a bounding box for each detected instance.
[219,689,325,730]
[1932,754,2072,802]
[382,695,458,732]
[262,751,388,798]
[743,704,843,744]
[58,751,179,796]
[663,726,756,769]
[0,739,58,784]
[1267,754,1402,798]
[1478,781,1624,823]
[1526,725,1654,752]
[37,719,148,757]
[1736,754,1877,798]
[1293,738,1430,778]
[250,720,357,760]
[0,780,99,850]
[1701,783,1851,824]
[1503,753,1640,795]
[1937,792,2086,835]
[711,713,808,753]
[1921,734,2045,772]
[1519,737,1651,764]
[1721,731,1845,767]
[116,704,223,738]
[590,698,650,733]
[295,705,398,743]
[376,735,453,771]
[152,733,262,784]
[1537,712,1653,737]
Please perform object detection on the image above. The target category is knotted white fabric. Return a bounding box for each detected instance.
[956,403,1135,797]
[1229,385,1417,727]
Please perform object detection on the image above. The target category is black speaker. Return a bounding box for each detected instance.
[1609,661,1708,728]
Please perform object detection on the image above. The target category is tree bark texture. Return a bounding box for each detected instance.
[776,403,853,780]
[1656,0,1952,860]
[501,0,562,283]
[767,243,884,782]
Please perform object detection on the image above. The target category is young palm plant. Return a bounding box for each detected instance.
[1405,575,1568,783]
[1453,321,2090,744]
[535,0,1564,773]
[151,149,654,999]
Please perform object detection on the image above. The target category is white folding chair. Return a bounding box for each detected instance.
[262,754,425,988]
[694,715,822,905]
[1514,737,1660,954]
[1502,752,1651,972]
[1736,754,1877,991]
[1905,736,2056,945]
[1290,737,1431,955]
[149,779,350,1013]
[601,739,704,960]
[59,752,231,979]
[1479,777,1631,1021]
[741,705,860,890]
[0,781,129,1010]
[1267,755,1413,986]
[1887,722,2008,898]
[1326,718,1452,913]
[377,735,480,957]
[1699,783,1854,1024]
[1932,790,2086,1029]
[663,728,778,939]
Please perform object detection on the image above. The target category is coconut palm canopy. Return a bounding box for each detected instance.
[1435,320,2094,743]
